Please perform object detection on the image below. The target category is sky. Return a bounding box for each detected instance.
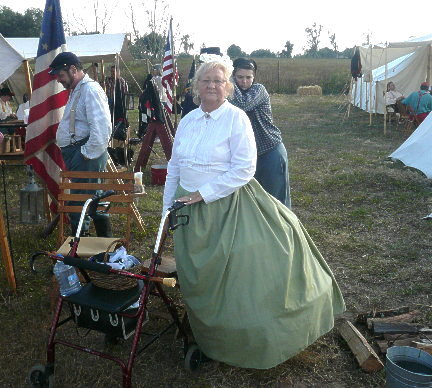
[2,0,430,56]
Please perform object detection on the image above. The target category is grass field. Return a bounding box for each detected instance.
[123,57,351,96]
[1,94,432,387]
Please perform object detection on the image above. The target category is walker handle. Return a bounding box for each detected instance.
[162,277,176,287]
[88,190,115,216]
[168,200,187,212]
[168,200,189,230]
[92,190,116,202]
[63,256,111,273]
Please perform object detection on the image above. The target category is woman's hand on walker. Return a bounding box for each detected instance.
[177,191,203,205]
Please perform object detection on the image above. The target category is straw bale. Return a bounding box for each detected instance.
[296,85,323,96]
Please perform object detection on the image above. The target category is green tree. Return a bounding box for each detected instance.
[130,31,165,60]
[316,47,336,58]
[227,44,246,59]
[250,49,276,58]
[0,6,43,37]
[280,41,294,58]
[340,47,354,58]
[304,22,322,57]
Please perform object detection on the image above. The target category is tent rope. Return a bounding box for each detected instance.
[119,54,143,93]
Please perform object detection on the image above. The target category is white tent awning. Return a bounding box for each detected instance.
[0,34,25,86]
[5,33,132,63]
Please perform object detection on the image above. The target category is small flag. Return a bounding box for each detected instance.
[162,22,177,114]
[24,0,68,212]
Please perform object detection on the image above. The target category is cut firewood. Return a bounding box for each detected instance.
[411,341,432,355]
[383,333,419,341]
[373,322,419,335]
[367,310,420,330]
[339,319,384,372]
[376,338,417,354]
[356,306,410,324]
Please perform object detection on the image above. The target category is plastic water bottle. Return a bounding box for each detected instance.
[53,260,82,297]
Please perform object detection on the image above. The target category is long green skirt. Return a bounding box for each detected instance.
[174,179,345,369]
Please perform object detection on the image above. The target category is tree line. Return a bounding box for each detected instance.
[0,5,354,61]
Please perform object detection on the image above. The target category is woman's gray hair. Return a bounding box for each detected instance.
[192,61,234,105]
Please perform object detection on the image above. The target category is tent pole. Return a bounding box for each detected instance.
[369,44,373,126]
[353,78,358,109]
[360,77,363,110]
[100,59,105,92]
[347,77,353,118]
[427,43,431,84]
[375,81,379,114]
[384,43,388,135]
[22,60,32,98]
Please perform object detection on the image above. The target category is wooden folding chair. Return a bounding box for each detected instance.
[56,170,140,258]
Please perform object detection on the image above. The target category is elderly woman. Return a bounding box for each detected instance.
[162,61,344,369]
[230,58,291,208]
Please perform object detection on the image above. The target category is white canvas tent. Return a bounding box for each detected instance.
[390,112,432,179]
[0,33,132,102]
[0,35,25,87]
[351,34,432,115]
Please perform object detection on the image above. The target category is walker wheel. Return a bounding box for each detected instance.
[184,343,203,371]
[28,364,54,387]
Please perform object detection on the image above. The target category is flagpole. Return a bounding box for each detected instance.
[170,18,178,128]
[22,60,33,98]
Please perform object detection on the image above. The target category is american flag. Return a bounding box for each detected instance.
[24,0,68,211]
[162,22,177,114]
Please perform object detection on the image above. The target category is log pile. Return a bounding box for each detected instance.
[338,306,432,372]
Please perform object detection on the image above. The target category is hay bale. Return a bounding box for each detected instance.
[296,85,323,96]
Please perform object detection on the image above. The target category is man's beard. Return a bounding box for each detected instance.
[60,72,73,89]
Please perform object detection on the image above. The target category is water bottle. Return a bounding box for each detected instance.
[53,260,82,297]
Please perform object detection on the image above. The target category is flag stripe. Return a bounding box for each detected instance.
[161,25,177,114]
[25,124,60,157]
[30,77,66,108]
[32,68,55,90]
[27,90,69,124]
[25,108,64,142]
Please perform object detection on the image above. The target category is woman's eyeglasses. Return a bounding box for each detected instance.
[199,79,226,86]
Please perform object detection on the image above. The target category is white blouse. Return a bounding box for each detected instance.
[385,90,403,105]
[162,101,257,212]
[0,99,14,120]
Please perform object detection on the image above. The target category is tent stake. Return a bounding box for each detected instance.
[384,43,388,135]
